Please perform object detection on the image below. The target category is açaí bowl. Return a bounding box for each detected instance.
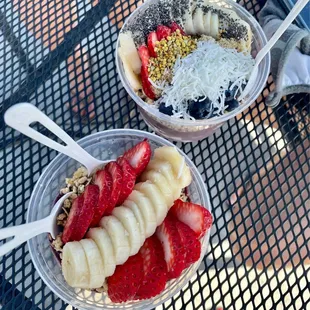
[27,129,211,310]
[116,0,270,142]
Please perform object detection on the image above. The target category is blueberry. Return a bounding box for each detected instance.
[226,99,239,112]
[159,102,173,116]
[225,85,238,102]
[188,97,214,119]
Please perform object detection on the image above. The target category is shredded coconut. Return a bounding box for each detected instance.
[158,41,255,119]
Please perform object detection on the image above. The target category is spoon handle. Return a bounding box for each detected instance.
[0,217,51,257]
[256,0,309,65]
[4,103,103,175]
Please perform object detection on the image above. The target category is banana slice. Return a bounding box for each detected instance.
[112,206,141,256]
[153,146,192,188]
[119,32,141,74]
[183,0,195,35]
[62,241,90,288]
[210,13,219,38]
[203,10,211,35]
[79,239,105,289]
[87,227,116,277]
[123,200,146,245]
[193,7,205,34]
[146,159,180,199]
[99,216,130,265]
[118,47,142,91]
[134,181,167,225]
[127,190,157,238]
[140,170,175,207]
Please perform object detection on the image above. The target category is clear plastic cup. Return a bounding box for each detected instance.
[116,0,270,142]
[27,129,211,310]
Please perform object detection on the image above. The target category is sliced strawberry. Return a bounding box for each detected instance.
[156,215,185,279]
[170,22,186,35]
[116,157,136,205]
[91,169,113,226]
[147,31,158,57]
[135,236,167,300]
[156,25,172,41]
[104,161,123,213]
[169,200,212,238]
[107,252,143,303]
[140,66,156,99]
[175,220,201,269]
[138,45,150,70]
[122,139,152,176]
[73,184,98,240]
[62,195,84,243]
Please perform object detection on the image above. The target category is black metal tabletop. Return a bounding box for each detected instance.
[0,0,309,309]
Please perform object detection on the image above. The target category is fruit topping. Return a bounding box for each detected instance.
[147,31,158,57]
[175,220,201,268]
[92,170,113,226]
[170,21,185,35]
[188,97,214,119]
[159,102,173,116]
[116,157,136,205]
[138,45,150,69]
[107,252,143,303]
[169,199,212,239]
[62,195,84,243]
[156,215,185,279]
[105,162,123,213]
[156,25,172,41]
[135,236,167,300]
[122,139,152,176]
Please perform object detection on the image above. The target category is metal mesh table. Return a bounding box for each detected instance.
[0,0,309,309]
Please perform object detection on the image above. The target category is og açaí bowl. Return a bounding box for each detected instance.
[27,129,211,310]
[116,0,270,142]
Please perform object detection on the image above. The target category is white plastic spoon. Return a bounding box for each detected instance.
[0,192,72,257]
[239,0,309,101]
[4,102,109,176]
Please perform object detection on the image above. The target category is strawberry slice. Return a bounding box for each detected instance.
[156,25,172,41]
[147,31,158,57]
[175,220,201,269]
[107,252,143,303]
[169,199,212,238]
[122,139,152,176]
[170,22,186,35]
[138,45,150,70]
[116,157,136,205]
[135,236,167,300]
[62,195,84,243]
[138,45,156,99]
[91,169,113,226]
[105,161,123,213]
[156,215,185,279]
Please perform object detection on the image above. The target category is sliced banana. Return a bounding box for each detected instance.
[119,32,141,74]
[87,227,116,277]
[118,47,142,91]
[134,181,167,225]
[140,170,175,207]
[203,10,211,35]
[127,190,157,238]
[99,216,130,265]
[123,199,146,245]
[146,159,180,198]
[112,206,141,256]
[79,239,105,289]
[62,241,90,288]
[193,7,205,34]
[210,13,219,38]
[183,0,195,35]
[153,146,192,188]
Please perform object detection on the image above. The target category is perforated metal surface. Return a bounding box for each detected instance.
[0,0,309,309]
